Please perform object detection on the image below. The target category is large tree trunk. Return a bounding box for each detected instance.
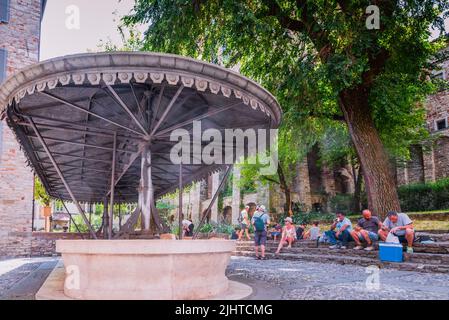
[352,165,363,214]
[277,165,292,216]
[339,87,401,217]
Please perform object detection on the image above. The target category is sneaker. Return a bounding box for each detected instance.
[340,245,347,249]
[329,244,339,249]
[354,245,363,250]
[256,256,261,260]
[261,256,267,260]
[406,247,414,254]
[364,246,374,251]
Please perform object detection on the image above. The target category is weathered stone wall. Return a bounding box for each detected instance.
[0,232,87,259]
[0,0,43,258]
[434,136,449,180]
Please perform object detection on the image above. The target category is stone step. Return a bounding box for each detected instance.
[235,244,449,265]
[234,251,449,274]
[236,240,449,254]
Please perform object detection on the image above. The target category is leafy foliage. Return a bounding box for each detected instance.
[34,176,51,207]
[123,0,449,213]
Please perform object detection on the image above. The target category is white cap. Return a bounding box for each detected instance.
[259,205,266,211]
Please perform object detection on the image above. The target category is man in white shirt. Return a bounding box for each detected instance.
[238,205,251,241]
[378,211,415,253]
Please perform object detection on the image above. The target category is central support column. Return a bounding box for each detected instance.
[140,145,154,231]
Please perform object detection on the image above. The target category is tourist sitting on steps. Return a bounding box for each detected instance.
[296,222,306,240]
[275,217,297,254]
[350,209,382,251]
[303,221,321,240]
[269,222,282,241]
[325,212,353,249]
[237,205,251,241]
[251,205,270,260]
[378,211,415,254]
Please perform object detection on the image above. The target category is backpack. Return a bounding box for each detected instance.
[238,211,244,223]
[254,213,266,232]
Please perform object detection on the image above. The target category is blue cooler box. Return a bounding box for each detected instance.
[378,242,403,262]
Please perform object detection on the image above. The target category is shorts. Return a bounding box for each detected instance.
[254,230,267,246]
[356,231,379,242]
[186,224,194,236]
[281,236,295,243]
[397,233,415,243]
[240,223,248,230]
[271,232,281,237]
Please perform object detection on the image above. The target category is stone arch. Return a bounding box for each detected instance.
[221,206,232,225]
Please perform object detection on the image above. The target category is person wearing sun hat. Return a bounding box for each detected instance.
[275,217,297,254]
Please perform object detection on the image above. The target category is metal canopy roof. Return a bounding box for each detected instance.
[0,52,281,203]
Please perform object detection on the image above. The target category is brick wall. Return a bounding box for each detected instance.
[0,232,88,259]
[0,0,42,258]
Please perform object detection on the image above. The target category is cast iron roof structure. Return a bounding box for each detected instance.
[0,52,281,204]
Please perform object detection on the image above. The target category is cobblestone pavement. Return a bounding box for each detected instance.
[1,256,448,300]
[226,256,449,300]
[0,257,58,300]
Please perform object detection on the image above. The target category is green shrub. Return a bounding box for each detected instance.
[279,211,335,225]
[328,194,353,214]
[398,178,449,212]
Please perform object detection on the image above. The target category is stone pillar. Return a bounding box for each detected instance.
[190,182,201,225]
[140,147,153,231]
[423,145,436,183]
[255,181,270,211]
[321,166,336,196]
[297,159,312,211]
[210,172,220,222]
[231,167,241,224]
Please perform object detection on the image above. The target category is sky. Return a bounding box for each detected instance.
[40,0,448,62]
[40,0,137,60]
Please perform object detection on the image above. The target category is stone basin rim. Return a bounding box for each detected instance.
[56,239,236,255]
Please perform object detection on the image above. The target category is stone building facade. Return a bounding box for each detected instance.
[0,0,46,257]
[396,56,449,186]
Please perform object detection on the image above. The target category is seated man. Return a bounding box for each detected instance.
[378,211,415,253]
[325,212,353,249]
[350,209,381,251]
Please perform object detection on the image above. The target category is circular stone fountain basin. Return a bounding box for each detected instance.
[56,239,236,300]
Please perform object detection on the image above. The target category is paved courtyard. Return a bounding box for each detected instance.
[1,256,448,299]
[227,256,449,300]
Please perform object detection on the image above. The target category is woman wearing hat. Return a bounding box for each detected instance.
[275,217,297,254]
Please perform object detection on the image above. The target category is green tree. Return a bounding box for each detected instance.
[124,0,448,216]
[34,176,51,207]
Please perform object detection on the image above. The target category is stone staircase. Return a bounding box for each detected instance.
[234,235,449,274]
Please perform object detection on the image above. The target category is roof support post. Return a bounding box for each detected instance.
[178,164,183,240]
[106,85,149,137]
[58,197,84,238]
[140,144,153,231]
[102,197,109,239]
[193,165,233,239]
[108,132,117,239]
[27,117,97,239]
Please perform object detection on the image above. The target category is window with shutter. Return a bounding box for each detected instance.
[0,48,7,83]
[0,0,10,23]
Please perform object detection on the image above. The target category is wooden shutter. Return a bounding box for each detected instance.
[0,48,7,83]
[0,0,10,23]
